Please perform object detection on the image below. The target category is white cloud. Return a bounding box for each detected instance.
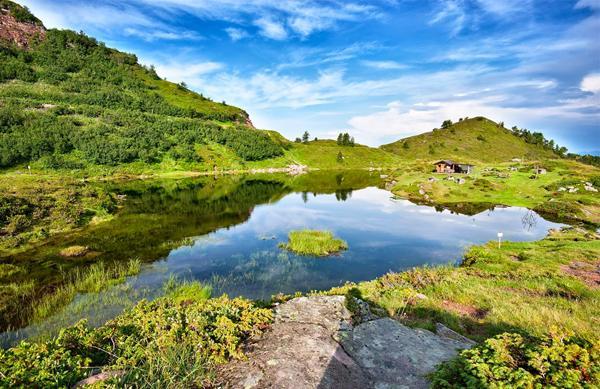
[430,0,466,36]
[19,0,159,30]
[124,27,202,41]
[225,27,249,41]
[346,95,599,146]
[361,60,408,70]
[575,0,600,10]
[153,61,224,83]
[581,73,600,93]
[254,17,288,40]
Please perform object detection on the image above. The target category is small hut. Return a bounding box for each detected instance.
[434,160,474,174]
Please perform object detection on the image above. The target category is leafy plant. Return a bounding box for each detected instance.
[0,282,272,388]
[431,330,600,388]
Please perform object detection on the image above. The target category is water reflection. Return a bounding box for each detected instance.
[1,172,566,344]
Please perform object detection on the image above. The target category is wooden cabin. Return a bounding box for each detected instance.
[434,160,474,174]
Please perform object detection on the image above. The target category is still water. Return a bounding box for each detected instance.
[2,172,564,344]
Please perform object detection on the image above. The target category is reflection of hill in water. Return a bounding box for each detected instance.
[2,171,382,329]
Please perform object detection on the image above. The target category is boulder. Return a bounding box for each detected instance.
[219,295,473,389]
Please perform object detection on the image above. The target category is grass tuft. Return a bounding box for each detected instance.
[279,229,347,256]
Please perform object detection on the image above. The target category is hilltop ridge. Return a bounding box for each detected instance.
[381,116,559,163]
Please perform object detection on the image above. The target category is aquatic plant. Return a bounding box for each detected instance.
[279,229,347,256]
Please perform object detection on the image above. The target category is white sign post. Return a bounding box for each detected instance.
[497,232,503,248]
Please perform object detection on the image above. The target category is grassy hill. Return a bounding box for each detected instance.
[0,1,286,170]
[381,117,558,163]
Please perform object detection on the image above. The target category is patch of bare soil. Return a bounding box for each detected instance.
[561,261,600,288]
[441,300,488,319]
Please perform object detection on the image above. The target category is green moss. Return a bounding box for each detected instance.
[279,229,348,256]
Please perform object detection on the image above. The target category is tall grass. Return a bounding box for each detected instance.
[280,229,348,256]
[32,259,141,323]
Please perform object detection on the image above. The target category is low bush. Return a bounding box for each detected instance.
[0,283,272,388]
[431,330,600,388]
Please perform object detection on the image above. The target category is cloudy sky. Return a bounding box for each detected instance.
[17,0,600,153]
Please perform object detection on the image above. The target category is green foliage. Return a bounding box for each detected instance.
[336,132,355,146]
[441,119,453,129]
[533,200,582,221]
[336,151,344,163]
[302,131,310,143]
[510,126,566,156]
[279,229,348,256]
[568,154,600,167]
[0,0,43,25]
[0,283,272,388]
[431,330,600,388]
[381,117,558,162]
[0,28,283,167]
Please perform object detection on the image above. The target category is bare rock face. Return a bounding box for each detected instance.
[219,295,474,389]
[0,10,45,49]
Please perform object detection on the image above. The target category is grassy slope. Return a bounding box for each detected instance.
[133,68,247,121]
[381,117,557,163]
[250,140,403,169]
[326,228,600,342]
[386,159,600,224]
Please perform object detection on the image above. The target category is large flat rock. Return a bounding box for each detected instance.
[218,296,474,389]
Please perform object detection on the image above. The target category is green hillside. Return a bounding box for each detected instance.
[0,3,285,170]
[381,117,559,163]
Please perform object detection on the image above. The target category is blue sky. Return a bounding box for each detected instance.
[18,0,600,153]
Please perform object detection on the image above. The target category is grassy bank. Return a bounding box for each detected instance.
[325,227,599,342]
[279,230,348,256]
[386,159,599,225]
[324,227,600,387]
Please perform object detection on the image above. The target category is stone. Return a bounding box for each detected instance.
[219,296,473,389]
[74,371,124,388]
[418,188,426,195]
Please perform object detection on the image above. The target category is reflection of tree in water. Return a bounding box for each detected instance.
[521,210,538,231]
[335,189,353,201]
[302,192,308,203]
[431,202,496,216]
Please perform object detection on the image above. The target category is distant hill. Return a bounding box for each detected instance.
[0,0,284,169]
[381,117,559,163]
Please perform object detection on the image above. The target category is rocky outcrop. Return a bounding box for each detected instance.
[219,295,474,389]
[0,9,45,48]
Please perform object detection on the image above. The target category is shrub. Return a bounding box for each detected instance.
[461,246,495,266]
[431,330,600,388]
[0,283,272,388]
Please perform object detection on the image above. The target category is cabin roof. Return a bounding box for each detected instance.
[434,160,455,165]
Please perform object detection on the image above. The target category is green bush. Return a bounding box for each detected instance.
[0,28,283,167]
[431,330,600,388]
[462,246,495,266]
[0,283,272,388]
